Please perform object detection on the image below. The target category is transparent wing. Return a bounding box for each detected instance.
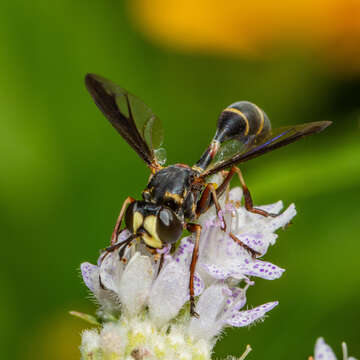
[210,136,255,166]
[85,73,165,166]
[201,121,331,177]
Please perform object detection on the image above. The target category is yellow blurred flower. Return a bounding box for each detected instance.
[22,312,87,360]
[129,0,360,71]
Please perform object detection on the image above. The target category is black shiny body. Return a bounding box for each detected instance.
[195,101,271,170]
[85,73,331,317]
[85,73,330,249]
[143,164,202,221]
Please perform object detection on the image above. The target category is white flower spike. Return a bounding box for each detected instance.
[78,187,296,359]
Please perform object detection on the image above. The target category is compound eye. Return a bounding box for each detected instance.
[156,207,182,244]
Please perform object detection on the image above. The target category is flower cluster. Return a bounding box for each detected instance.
[79,187,296,360]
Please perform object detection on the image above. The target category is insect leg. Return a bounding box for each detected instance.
[156,253,165,277]
[101,233,137,265]
[231,166,277,217]
[196,169,235,214]
[196,183,226,230]
[186,223,202,318]
[207,166,276,217]
[229,233,260,258]
[111,196,135,245]
[105,234,134,253]
[197,182,260,258]
[196,184,212,215]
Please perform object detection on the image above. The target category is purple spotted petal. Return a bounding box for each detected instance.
[267,204,296,232]
[240,260,285,280]
[315,338,337,360]
[236,232,270,255]
[202,263,231,280]
[202,256,284,281]
[81,262,99,292]
[174,236,194,266]
[229,287,247,309]
[226,301,278,327]
[222,287,247,315]
[194,272,205,296]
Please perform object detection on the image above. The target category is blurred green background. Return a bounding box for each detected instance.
[0,1,359,359]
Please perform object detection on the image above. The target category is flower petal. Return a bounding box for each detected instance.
[118,252,154,316]
[235,232,273,256]
[239,260,285,280]
[266,203,296,232]
[222,287,247,314]
[188,284,228,340]
[99,250,125,295]
[315,338,337,360]
[226,301,278,327]
[256,200,283,215]
[173,236,194,266]
[201,263,231,280]
[199,228,248,270]
[148,260,189,328]
[97,229,133,266]
[193,272,205,296]
[81,262,99,293]
[81,262,119,310]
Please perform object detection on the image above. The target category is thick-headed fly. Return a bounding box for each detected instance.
[85,73,331,317]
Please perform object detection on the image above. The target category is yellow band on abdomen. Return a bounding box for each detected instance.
[224,108,250,136]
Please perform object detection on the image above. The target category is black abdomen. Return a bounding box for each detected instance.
[195,101,271,170]
[215,101,271,142]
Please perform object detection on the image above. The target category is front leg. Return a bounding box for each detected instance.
[111,196,135,245]
[186,223,202,318]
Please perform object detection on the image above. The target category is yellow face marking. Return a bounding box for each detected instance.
[133,212,143,233]
[192,165,203,173]
[224,108,250,136]
[254,104,265,135]
[142,215,162,248]
[164,191,183,204]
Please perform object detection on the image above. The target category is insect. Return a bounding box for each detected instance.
[85,73,331,317]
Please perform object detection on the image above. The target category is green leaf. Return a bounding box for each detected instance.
[69,311,100,326]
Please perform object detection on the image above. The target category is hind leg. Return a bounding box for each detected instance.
[196,183,260,258]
